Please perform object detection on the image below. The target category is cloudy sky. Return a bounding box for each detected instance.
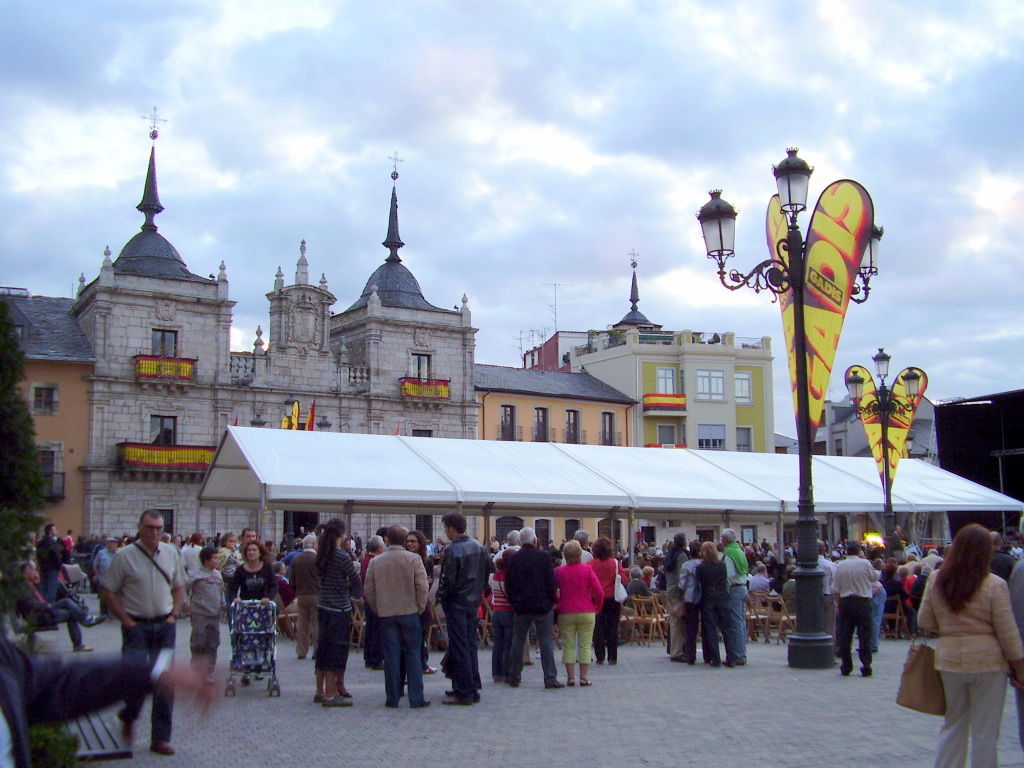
[3,0,1023,437]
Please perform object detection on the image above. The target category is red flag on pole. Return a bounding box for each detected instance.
[306,400,316,431]
[394,422,401,436]
[233,416,238,427]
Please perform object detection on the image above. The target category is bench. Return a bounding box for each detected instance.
[72,711,132,761]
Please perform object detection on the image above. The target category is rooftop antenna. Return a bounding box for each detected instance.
[541,282,571,331]
[141,106,167,141]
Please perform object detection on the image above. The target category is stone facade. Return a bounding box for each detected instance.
[67,148,477,542]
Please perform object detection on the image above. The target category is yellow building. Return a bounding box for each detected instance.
[5,292,95,537]
[475,363,635,547]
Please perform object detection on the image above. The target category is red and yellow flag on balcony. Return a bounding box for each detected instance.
[400,378,450,399]
[120,443,215,471]
[769,181,875,433]
[844,365,928,494]
[642,394,686,411]
[135,355,195,381]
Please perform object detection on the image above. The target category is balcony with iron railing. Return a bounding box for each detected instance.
[573,329,770,358]
[498,423,523,442]
[42,472,65,501]
[644,443,687,448]
[117,442,216,480]
[600,431,622,446]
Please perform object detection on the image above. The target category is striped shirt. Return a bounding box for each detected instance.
[490,572,512,612]
[317,547,359,612]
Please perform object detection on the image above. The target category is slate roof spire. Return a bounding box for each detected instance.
[615,250,654,327]
[382,169,405,262]
[137,146,164,232]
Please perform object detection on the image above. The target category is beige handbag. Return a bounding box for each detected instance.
[896,640,946,716]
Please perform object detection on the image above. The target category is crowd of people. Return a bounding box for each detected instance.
[17,515,1024,768]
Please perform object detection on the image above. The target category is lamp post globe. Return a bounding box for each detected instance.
[772,148,813,214]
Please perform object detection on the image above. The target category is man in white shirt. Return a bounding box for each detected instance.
[831,541,875,678]
[818,540,837,657]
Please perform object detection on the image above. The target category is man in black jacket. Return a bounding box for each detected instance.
[436,511,491,705]
[504,527,563,689]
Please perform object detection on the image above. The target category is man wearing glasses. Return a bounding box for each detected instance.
[102,510,186,756]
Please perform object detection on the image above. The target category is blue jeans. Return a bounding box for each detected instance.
[508,610,558,685]
[443,604,481,701]
[871,589,886,651]
[726,585,748,663]
[363,602,383,667]
[120,620,176,744]
[491,611,514,681]
[382,613,425,707]
[50,598,89,648]
[41,569,60,605]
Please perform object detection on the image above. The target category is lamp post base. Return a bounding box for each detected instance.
[787,633,835,669]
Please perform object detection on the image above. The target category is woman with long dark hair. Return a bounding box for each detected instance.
[405,529,437,674]
[664,532,689,661]
[587,537,629,665]
[314,518,361,707]
[919,524,1024,768]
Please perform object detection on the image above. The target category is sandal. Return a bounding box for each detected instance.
[579,679,592,686]
[566,677,576,687]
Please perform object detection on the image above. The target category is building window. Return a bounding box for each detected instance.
[410,353,432,379]
[736,426,753,452]
[414,514,434,540]
[38,447,64,500]
[411,429,433,438]
[834,438,843,456]
[496,515,524,540]
[499,405,516,441]
[564,519,581,543]
[150,415,177,446]
[32,385,57,414]
[151,329,178,357]
[601,412,615,446]
[656,367,676,394]
[534,407,549,442]
[534,519,551,547]
[564,410,581,444]
[696,369,725,401]
[697,424,726,450]
[741,525,757,544]
[735,371,752,405]
[696,526,718,542]
[657,424,677,445]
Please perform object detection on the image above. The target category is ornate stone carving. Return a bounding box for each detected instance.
[156,299,176,321]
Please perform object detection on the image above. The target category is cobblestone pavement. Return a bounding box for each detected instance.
[34,595,1024,768]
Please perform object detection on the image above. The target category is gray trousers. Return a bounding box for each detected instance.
[507,610,558,686]
[937,670,1006,768]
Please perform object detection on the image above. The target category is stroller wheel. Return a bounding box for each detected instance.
[241,675,250,686]
[269,682,280,697]
[225,685,236,697]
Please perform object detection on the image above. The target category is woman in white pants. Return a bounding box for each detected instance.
[918,524,1024,768]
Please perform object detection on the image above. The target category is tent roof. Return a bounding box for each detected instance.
[199,427,1024,517]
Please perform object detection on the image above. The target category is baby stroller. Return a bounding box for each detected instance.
[225,600,280,697]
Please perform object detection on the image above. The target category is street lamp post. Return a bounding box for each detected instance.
[697,149,880,669]
[845,349,923,551]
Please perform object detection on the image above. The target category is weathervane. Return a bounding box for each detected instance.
[142,106,167,141]
[388,150,403,181]
[627,249,639,270]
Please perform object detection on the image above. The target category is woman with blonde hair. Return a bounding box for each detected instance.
[695,540,735,667]
[919,523,1024,768]
[555,540,604,686]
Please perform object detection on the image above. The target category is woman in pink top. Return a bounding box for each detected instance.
[587,537,630,665]
[555,540,604,686]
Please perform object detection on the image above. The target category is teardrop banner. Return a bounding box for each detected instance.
[802,180,875,430]
[766,194,797,418]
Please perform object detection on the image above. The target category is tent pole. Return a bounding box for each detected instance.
[345,500,354,539]
[776,503,784,570]
[482,502,493,546]
[610,507,618,557]
[627,509,636,567]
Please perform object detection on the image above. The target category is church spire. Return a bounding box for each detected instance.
[137,146,164,232]
[614,249,655,328]
[382,153,404,262]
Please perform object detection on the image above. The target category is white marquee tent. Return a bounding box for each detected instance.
[199,428,1022,531]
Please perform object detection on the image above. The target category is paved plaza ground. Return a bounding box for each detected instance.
[31,594,1024,768]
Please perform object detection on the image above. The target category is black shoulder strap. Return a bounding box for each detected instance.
[133,542,173,588]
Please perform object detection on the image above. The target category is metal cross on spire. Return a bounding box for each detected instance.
[627,249,639,269]
[388,150,403,181]
[142,106,167,141]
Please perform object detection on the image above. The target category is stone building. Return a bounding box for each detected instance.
[62,145,477,540]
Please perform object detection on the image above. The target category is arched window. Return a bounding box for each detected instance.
[598,518,624,546]
[534,519,551,547]
[496,515,524,541]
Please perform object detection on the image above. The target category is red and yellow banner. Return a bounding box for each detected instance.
[642,394,687,411]
[400,378,451,399]
[845,365,928,492]
[769,182,874,433]
[134,355,195,381]
[119,442,214,471]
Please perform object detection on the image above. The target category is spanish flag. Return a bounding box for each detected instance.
[306,401,316,431]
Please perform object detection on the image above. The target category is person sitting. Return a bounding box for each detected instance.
[749,563,771,593]
[641,566,655,587]
[626,567,652,603]
[16,561,104,652]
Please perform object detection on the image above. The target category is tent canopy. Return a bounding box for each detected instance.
[198,427,1023,518]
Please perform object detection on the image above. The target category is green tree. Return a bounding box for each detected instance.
[0,299,44,611]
